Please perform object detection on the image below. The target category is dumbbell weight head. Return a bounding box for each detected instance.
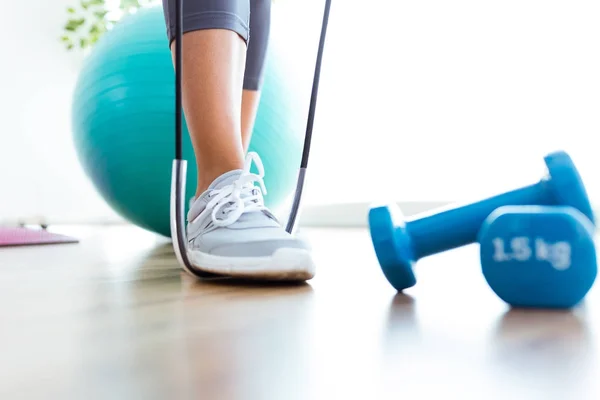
[478,205,597,309]
[369,151,594,292]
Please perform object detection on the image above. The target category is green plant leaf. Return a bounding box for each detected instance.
[63,0,138,52]
[61,36,73,47]
[64,17,86,32]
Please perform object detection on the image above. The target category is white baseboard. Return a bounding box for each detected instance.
[0,215,126,227]
[298,201,450,228]
[297,202,600,228]
[0,201,447,228]
[4,201,598,230]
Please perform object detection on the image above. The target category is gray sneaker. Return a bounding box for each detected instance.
[185,152,315,281]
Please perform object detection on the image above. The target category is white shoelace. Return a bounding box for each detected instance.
[195,152,268,227]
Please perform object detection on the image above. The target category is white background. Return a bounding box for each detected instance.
[0,0,118,223]
[297,0,600,206]
[1,0,599,224]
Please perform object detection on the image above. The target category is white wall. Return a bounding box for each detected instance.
[2,0,599,226]
[296,0,600,207]
[0,0,120,224]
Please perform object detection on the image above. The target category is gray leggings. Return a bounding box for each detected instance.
[162,0,271,91]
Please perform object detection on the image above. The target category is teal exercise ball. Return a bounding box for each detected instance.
[72,6,305,237]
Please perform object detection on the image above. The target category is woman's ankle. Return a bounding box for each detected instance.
[195,159,244,197]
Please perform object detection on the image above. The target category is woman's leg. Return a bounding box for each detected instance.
[162,0,315,281]
[163,0,250,197]
[240,0,271,151]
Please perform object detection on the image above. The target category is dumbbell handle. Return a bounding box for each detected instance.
[407,179,551,259]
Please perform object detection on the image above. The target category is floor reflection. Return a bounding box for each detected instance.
[488,307,594,397]
[386,293,417,331]
[90,241,317,400]
[173,279,316,400]
[380,292,419,361]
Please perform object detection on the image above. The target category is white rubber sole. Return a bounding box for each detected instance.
[186,247,316,281]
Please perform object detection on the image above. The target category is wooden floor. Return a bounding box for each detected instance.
[1,225,599,400]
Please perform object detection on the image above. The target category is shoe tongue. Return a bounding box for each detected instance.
[209,169,243,190]
[187,169,278,228]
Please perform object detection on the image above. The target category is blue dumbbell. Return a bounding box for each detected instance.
[368,150,594,291]
[478,205,597,309]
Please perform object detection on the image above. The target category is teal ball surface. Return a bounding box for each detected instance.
[72,6,304,237]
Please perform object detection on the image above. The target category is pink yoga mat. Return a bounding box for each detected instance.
[0,227,79,247]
